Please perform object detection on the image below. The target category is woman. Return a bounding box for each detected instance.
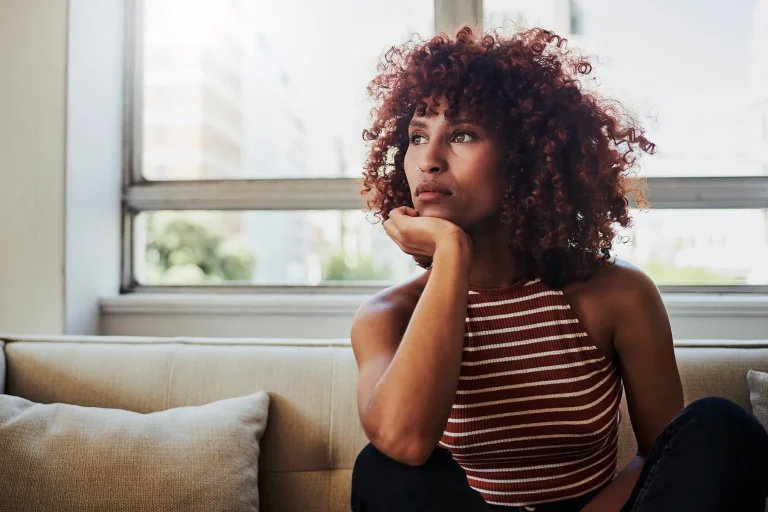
[349,25,768,512]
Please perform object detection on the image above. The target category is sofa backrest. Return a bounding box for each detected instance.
[1,335,767,512]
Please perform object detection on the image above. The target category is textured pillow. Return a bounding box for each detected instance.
[748,370,768,431]
[0,391,270,512]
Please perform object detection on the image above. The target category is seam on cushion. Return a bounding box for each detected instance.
[164,345,178,409]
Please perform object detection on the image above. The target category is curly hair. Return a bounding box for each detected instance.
[361,24,654,288]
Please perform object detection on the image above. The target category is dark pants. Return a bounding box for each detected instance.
[351,397,768,512]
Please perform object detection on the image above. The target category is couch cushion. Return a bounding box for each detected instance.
[674,341,768,409]
[2,335,767,512]
[2,337,344,474]
[0,391,269,512]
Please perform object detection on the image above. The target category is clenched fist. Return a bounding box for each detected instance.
[383,207,471,268]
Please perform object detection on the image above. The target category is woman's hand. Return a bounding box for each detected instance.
[383,207,471,267]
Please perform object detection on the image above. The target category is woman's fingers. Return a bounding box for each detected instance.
[388,207,405,219]
[389,206,419,221]
[384,218,429,257]
[383,219,406,251]
[383,218,399,240]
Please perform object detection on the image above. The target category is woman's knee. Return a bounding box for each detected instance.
[352,443,418,489]
[684,397,763,433]
[353,443,389,475]
[351,442,487,511]
[682,397,768,460]
[352,443,386,486]
[352,442,435,504]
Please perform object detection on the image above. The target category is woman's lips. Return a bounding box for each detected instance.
[415,181,452,202]
[417,191,451,202]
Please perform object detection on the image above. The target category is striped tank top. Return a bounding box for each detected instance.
[438,278,623,508]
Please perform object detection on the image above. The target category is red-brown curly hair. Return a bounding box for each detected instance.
[361,24,654,288]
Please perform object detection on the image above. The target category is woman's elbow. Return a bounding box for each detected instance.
[370,428,435,466]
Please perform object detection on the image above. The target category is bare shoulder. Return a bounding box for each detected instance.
[562,258,663,360]
[587,258,658,298]
[350,270,429,353]
[592,259,671,341]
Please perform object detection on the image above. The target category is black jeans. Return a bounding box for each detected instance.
[351,397,768,512]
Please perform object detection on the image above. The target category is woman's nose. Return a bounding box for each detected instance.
[418,163,442,173]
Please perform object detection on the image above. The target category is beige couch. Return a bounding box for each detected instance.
[1,334,767,512]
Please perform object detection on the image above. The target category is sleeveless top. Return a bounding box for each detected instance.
[438,278,623,508]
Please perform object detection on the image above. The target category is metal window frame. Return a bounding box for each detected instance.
[121,0,143,292]
[121,0,768,294]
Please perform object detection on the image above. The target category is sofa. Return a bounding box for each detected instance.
[1,334,767,512]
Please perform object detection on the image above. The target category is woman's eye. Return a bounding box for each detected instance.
[452,131,476,143]
[410,132,475,145]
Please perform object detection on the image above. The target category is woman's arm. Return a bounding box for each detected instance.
[352,210,472,466]
[581,263,684,511]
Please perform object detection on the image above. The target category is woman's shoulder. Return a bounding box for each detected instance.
[352,270,429,334]
[562,258,661,359]
[577,258,657,302]
[563,257,654,296]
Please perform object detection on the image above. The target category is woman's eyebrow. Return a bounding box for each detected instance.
[408,117,477,130]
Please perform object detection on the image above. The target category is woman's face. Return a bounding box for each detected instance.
[403,98,506,232]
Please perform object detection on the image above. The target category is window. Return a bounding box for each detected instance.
[612,210,768,286]
[484,0,767,179]
[763,113,767,143]
[136,210,420,286]
[123,0,768,292]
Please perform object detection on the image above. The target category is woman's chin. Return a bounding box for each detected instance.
[417,206,464,225]
[416,206,451,219]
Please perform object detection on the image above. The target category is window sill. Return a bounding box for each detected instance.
[101,293,369,315]
[100,292,768,317]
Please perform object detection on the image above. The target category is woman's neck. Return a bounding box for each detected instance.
[465,220,528,289]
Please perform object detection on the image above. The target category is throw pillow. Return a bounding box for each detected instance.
[0,391,269,512]
[747,370,768,431]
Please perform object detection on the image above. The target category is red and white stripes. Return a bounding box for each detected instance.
[438,278,622,507]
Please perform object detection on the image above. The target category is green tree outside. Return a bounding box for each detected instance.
[642,260,740,286]
[144,211,256,285]
[323,250,393,282]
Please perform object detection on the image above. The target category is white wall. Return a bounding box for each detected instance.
[0,1,69,334]
[65,0,124,334]
[0,0,123,335]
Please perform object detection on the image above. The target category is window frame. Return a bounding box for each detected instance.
[121,0,768,294]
